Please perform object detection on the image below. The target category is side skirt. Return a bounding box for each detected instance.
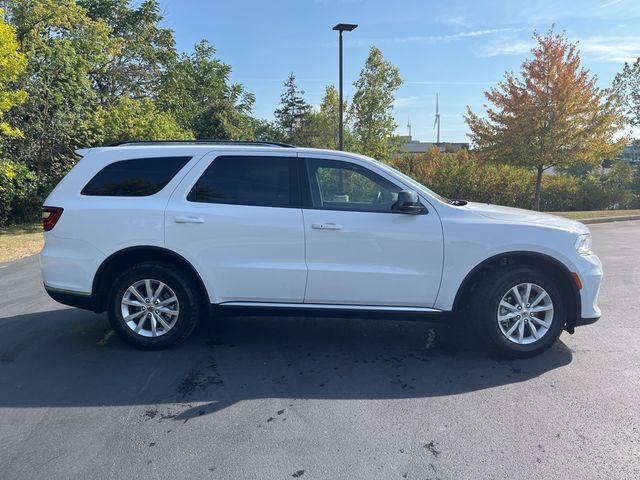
[213,302,451,322]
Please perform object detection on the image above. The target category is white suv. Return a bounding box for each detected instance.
[40,141,602,357]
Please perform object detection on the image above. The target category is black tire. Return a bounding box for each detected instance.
[473,265,566,358]
[107,262,202,350]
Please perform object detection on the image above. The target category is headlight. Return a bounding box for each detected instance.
[575,233,592,255]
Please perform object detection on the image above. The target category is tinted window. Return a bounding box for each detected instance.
[189,156,295,208]
[81,157,191,196]
[306,158,401,212]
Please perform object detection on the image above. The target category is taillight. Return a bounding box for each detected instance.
[42,207,63,232]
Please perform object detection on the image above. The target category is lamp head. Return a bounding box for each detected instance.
[333,23,358,32]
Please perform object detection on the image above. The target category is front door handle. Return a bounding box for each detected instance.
[312,222,343,230]
[174,216,205,224]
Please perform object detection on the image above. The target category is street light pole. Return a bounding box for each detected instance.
[333,23,357,151]
[338,29,344,150]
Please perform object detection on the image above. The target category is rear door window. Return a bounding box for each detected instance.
[81,156,191,196]
[188,155,298,208]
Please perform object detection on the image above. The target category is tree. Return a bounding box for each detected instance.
[250,118,286,143]
[0,9,28,140]
[612,57,640,128]
[316,84,342,149]
[350,47,402,160]
[93,97,192,144]
[274,73,312,144]
[466,31,624,210]
[78,0,177,105]
[293,85,343,149]
[158,40,255,140]
[4,0,112,187]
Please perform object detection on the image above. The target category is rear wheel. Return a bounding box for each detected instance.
[108,263,201,349]
[474,266,566,358]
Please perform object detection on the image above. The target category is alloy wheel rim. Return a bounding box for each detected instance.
[497,282,554,345]
[121,279,180,338]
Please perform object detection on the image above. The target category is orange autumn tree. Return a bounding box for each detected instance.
[465,31,624,211]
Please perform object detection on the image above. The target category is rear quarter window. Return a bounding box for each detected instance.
[81,156,191,196]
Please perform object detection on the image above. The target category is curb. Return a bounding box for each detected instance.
[579,215,640,225]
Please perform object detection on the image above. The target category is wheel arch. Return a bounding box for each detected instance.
[452,251,581,333]
[91,246,210,313]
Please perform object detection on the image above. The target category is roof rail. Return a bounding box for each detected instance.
[107,140,295,148]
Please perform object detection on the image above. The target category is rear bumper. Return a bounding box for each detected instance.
[40,235,104,295]
[575,316,600,327]
[44,285,96,312]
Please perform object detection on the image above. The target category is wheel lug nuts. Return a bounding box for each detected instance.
[516,315,520,319]
[526,304,530,307]
[517,305,522,310]
[145,298,150,303]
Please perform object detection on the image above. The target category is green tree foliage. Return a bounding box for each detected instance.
[5,0,112,187]
[350,47,402,161]
[276,83,350,149]
[93,97,193,144]
[296,85,341,149]
[466,31,624,210]
[274,73,312,144]
[0,159,38,226]
[0,10,28,140]
[0,1,263,223]
[250,118,286,143]
[319,85,342,149]
[159,40,255,140]
[78,0,177,105]
[308,84,345,149]
[612,57,640,128]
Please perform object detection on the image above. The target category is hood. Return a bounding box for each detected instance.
[462,201,589,234]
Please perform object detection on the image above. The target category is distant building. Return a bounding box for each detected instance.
[618,143,640,164]
[396,135,469,155]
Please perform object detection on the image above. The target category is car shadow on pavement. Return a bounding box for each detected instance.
[0,307,573,419]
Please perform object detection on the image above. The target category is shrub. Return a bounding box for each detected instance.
[539,174,581,211]
[391,149,535,208]
[0,160,39,227]
[390,150,637,212]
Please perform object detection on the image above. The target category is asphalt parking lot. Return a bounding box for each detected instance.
[0,221,639,480]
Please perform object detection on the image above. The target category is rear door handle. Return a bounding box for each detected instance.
[174,216,205,224]
[311,222,342,230]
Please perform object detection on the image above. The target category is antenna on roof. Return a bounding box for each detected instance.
[433,93,441,144]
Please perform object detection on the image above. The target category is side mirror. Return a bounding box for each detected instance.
[396,190,426,214]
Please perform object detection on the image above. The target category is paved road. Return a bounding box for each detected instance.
[1,222,639,480]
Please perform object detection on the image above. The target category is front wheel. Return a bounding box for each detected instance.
[474,266,566,358]
[107,263,201,350]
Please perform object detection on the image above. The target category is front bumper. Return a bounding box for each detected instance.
[576,253,602,320]
[564,252,602,333]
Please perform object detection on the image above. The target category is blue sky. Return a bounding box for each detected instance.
[155,0,640,143]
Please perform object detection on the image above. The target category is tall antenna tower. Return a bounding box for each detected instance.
[407,114,411,138]
[433,93,441,144]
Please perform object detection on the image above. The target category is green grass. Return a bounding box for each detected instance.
[0,223,43,264]
[551,209,640,220]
